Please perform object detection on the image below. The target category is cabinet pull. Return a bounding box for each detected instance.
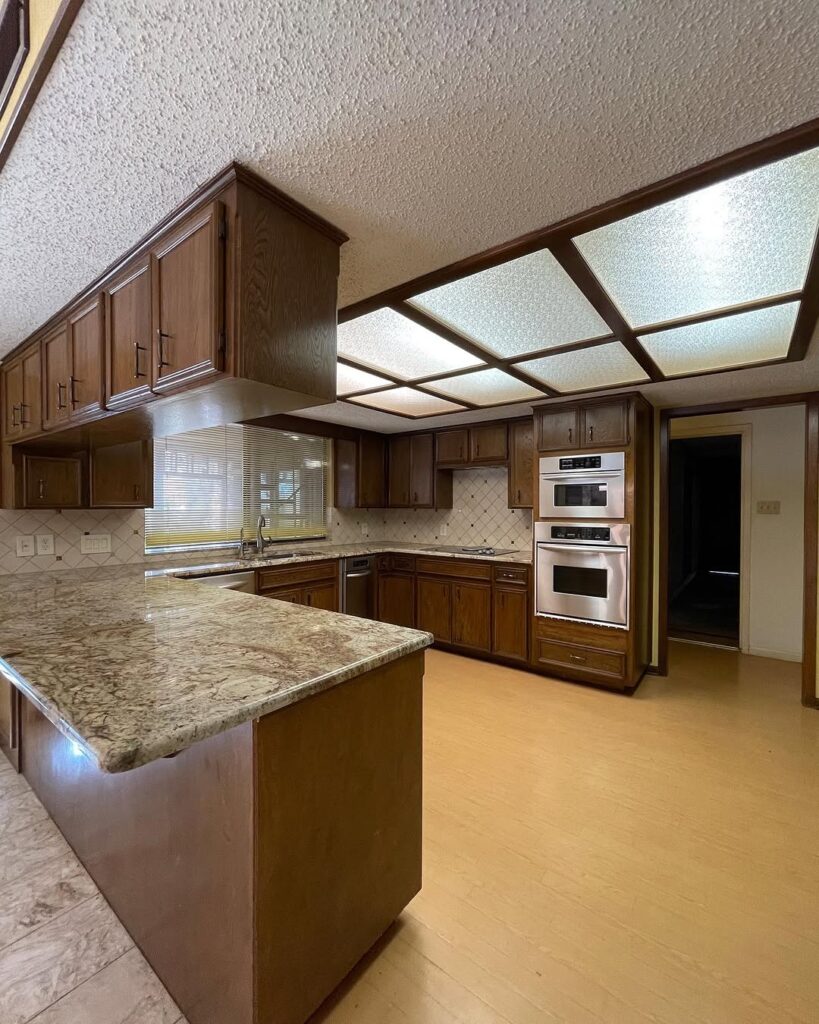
[475,442,480,456]
[588,425,594,442]
[19,402,29,426]
[134,342,148,378]
[133,484,141,501]
[413,491,418,503]
[569,653,587,664]
[516,488,521,502]
[568,427,572,443]
[157,330,171,368]
[38,479,45,501]
[56,381,67,410]
[10,404,20,427]
[69,376,79,408]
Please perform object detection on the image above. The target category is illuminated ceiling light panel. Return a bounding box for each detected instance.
[573,147,819,327]
[425,367,544,405]
[336,362,392,395]
[638,302,798,377]
[406,249,611,358]
[517,342,649,392]
[337,307,484,380]
[348,387,466,417]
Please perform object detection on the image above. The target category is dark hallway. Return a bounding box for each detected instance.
[668,434,742,647]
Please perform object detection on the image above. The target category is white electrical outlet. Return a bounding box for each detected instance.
[440,524,449,536]
[80,533,112,554]
[360,522,369,537]
[35,534,55,555]
[756,500,781,515]
[15,535,35,557]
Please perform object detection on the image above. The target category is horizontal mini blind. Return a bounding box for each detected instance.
[145,425,328,552]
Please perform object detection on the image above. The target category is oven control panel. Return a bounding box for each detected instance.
[558,455,602,470]
[551,525,611,541]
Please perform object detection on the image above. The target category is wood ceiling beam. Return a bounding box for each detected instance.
[636,290,803,336]
[787,224,819,361]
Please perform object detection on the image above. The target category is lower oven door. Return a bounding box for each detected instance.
[536,542,629,627]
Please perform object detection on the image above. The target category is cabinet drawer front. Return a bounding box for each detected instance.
[534,615,627,652]
[257,560,337,591]
[492,565,529,586]
[390,554,416,572]
[535,639,625,679]
[415,557,491,580]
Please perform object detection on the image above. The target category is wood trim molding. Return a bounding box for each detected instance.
[788,223,819,361]
[802,396,818,706]
[0,0,30,120]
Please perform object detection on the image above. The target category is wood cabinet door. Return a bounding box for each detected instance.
[358,434,386,508]
[304,582,338,611]
[492,586,528,662]
[388,436,411,507]
[0,675,20,770]
[90,441,153,508]
[20,345,42,438]
[68,296,105,419]
[106,259,153,409]
[333,438,357,509]
[452,582,491,652]
[22,455,82,508]
[260,587,303,604]
[469,424,508,463]
[416,577,451,643]
[436,429,468,465]
[508,419,534,508]
[152,201,225,393]
[581,399,629,448]
[537,407,580,452]
[377,574,415,628]
[42,323,71,429]
[409,433,434,507]
[2,357,23,438]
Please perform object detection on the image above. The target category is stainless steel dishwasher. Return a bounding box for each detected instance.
[341,556,375,618]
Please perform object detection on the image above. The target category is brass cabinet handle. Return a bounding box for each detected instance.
[157,329,171,368]
[69,376,79,408]
[56,381,67,410]
[38,479,45,501]
[134,342,148,378]
[568,427,573,443]
[10,404,20,427]
[569,653,587,664]
[475,443,480,456]
[516,488,521,502]
[133,483,141,501]
[588,425,594,442]
[19,402,29,426]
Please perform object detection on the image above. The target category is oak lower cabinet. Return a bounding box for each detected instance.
[376,555,416,628]
[90,441,153,508]
[416,577,452,643]
[21,455,83,508]
[451,582,491,651]
[256,560,339,611]
[491,565,530,663]
[414,558,492,655]
[0,675,20,770]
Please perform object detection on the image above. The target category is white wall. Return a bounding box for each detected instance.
[669,405,805,662]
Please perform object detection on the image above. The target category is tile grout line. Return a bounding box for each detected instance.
[0,891,103,955]
[23,944,137,1024]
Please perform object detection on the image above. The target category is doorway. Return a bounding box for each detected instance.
[668,434,743,647]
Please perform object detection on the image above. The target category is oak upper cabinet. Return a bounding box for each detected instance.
[387,435,411,507]
[537,406,580,451]
[451,582,491,652]
[90,441,153,508]
[2,343,41,440]
[22,455,83,509]
[581,399,629,448]
[388,433,451,509]
[436,429,468,466]
[42,322,71,430]
[416,576,451,643]
[152,201,225,394]
[507,418,534,508]
[409,433,434,507]
[105,257,153,409]
[469,423,508,464]
[67,296,105,420]
[334,434,386,508]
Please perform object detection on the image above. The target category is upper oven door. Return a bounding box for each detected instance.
[539,470,625,519]
[536,541,628,626]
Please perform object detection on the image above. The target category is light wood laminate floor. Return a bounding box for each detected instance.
[3,642,818,1023]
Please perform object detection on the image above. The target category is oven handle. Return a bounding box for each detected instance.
[537,543,628,554]
[539,471,622,480]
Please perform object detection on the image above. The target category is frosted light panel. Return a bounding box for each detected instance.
[638,302,797,377]
[517,342,649,392]
[349,387,466,417]
[336,362,392,395]
[337,308,484,380]
[426,368,545,405]
[574,148,819,327]
[407,250,611,357]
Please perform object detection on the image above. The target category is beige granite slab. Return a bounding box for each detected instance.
[0,855,97,951]
[0,568,431,773]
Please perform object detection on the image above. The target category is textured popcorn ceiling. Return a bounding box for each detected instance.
[1,0,818,366]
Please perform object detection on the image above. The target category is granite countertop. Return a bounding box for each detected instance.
[0,566,431,774]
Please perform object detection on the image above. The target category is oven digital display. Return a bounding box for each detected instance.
[553,565,608,599]
[553,482,608,507]
[558,456,602,470]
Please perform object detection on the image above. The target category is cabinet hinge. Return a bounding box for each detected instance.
[218,329,227,353]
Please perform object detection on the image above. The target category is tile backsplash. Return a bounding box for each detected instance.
[0,509,145,575]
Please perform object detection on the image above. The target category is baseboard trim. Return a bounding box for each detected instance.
[746,647,802,663]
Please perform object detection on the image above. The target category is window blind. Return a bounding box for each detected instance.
[145,425,329,552]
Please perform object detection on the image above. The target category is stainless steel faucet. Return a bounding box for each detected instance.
[256,515,268,553]
[237,527,251,559]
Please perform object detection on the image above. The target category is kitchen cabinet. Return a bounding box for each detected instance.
[303,581,337,610]
[42,322,71,430]
[536,406,580,451]
[0,675,20,771]
[2,343,41,440]
[90,440,153,508]
[452,582,491,651]
[334,434,386,508]
[409,433,434,506]
[469,423,507,464]
[105,257,153,409]
[582,399,629,447]
[377,555,416,628]
[415,557,492,654]
[152,201,225,394]
[67,296,105,420]
[22,454,83,508]
[435,429,468,466]
[256,560,339,611]
[507,418,534,508]
[492,565,530,663]
[536,398,630,452]
[388,433,452,509]
[387,436,410,506]
[416,577,452,643]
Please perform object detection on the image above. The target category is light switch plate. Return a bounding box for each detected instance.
[80,533,112,554]
[35,534,55,555]
[15,535,35,557]
[756,500,781,515]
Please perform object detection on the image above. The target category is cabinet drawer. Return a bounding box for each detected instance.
[533,615,627,652]
[415,557,491,580]
[257,559,337,591]
[534,639,625,680]
[492,564,529,586]
[390,554,416,573]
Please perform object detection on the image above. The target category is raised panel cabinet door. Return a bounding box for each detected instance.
[260,587,303,604]
[469,424,508,463]
[152,201,226,393]
[492,586,528,661]
[333,438,357,509]
[451,582,491,652]
[0,675,20,770]
[537,407,581,452]
[90,441,153,508]
[3,358,23,438]
[22,456,82,509]
[358,434,386,508]
[388,435,411,507]
[42,323,71,429]
[106,259,153,409]
[68,297,105,419]
[304,582,338,611]
[508,419,534,508]
[581,399,629,448]
[416,577,451,643]
[436,429,468,465]
[409,433,434,507]
[20,345,42,437]
[377,574,415,628]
